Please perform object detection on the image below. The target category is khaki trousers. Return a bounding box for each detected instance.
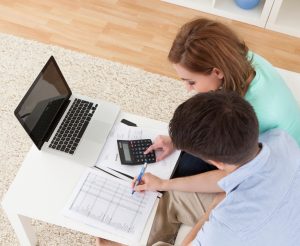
[147,191,216,246]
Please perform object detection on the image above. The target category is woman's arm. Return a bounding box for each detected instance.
[182,192,226,245]
[182,212,210,246]
[134,169,225,193]
[164,170,226,193]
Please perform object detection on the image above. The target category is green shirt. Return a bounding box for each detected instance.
[245,52,300,146]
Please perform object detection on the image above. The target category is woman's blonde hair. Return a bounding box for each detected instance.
[168,18,254,96]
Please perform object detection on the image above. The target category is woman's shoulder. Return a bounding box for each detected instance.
[245,52,300,145]
[246,51,291,98]
[249,52,281,80]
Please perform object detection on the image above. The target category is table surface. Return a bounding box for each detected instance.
[2,111,170,245]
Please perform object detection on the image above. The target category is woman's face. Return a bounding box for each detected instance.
[173,64,224,93]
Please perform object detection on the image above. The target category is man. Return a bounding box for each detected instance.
[134,91,300,245]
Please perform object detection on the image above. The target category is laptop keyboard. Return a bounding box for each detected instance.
[49,98,98,154]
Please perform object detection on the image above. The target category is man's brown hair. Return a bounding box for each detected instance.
[169,91,259,165]
[168,18,254,96]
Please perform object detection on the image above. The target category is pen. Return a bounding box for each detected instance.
[132,162,148,195]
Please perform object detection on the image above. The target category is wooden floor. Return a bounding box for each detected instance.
[0,0,299,78]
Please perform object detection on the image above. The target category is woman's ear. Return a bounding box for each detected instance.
[212,68,224,80]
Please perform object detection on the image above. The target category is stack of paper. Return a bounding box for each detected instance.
[63,168,159,243]
[96,122,180,179]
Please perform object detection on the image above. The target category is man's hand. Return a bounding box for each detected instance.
[144,135,175,161]
[132,173,166,192]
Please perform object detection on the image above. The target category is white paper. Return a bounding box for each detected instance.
[63,168,158,242]
[95,123,180,179]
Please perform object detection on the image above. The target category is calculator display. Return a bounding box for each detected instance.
[122,142,132,162]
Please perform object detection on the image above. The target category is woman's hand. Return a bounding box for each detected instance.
[132,173,166,192]
[144,135,175,161]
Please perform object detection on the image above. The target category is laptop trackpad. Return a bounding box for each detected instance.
[85,120,112,143]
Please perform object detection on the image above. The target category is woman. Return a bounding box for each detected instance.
[145,18,300,178]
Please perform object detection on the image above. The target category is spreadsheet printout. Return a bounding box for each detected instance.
[63,168,158,242]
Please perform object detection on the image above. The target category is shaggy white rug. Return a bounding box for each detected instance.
[0,33,189,246]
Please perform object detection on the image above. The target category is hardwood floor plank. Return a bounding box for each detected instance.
[0,0,299,77]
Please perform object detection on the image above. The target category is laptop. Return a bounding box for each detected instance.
[14,56,120,166]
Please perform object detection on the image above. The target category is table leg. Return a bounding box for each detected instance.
[4,209,37,246]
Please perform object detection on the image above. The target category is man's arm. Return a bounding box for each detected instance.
[134,170,225,193]
[182,193,226,246]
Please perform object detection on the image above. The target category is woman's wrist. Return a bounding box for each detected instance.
[160,179,171,191]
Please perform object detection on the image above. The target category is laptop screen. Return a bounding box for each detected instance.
[14,56,71,149]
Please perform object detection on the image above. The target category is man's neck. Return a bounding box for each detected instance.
[225,143,262,174]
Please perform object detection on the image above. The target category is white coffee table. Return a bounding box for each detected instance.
[2,111,169,246]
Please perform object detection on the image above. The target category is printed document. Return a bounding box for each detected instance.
[63,168,159,243]
[96,122,180,179]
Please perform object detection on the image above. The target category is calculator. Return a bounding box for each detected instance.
[117,139,156,165]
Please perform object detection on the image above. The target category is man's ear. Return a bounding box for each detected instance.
[212,68,224,80]
[208,159,226,170]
